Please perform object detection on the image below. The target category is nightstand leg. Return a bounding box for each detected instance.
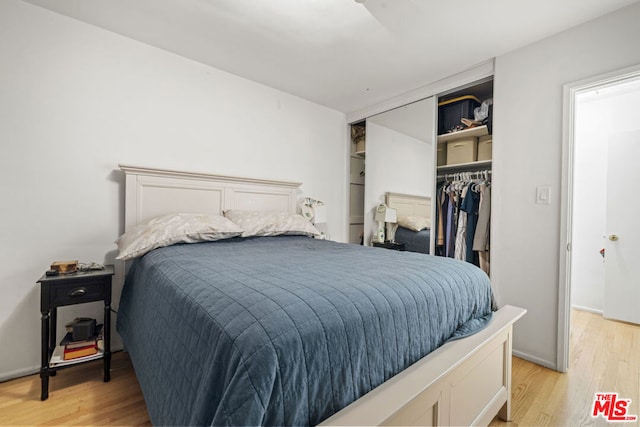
[49,307,57,352]
[103,303,111,382]
[49,307,57,377]
[40,311,49,401]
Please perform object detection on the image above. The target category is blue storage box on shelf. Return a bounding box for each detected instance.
[438,95,481,134]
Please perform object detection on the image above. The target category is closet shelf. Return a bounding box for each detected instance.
[437,125,488,144]
[437,160,492,173]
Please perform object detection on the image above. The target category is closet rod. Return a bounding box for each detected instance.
[437,169,492,180]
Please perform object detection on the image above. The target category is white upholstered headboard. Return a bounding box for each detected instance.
[385,192,431,220]
[120,164,302,231]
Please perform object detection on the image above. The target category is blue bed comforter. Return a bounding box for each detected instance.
[116,236,493,426]
[394,226,431,253]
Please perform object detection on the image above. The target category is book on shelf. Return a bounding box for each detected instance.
[60,324,104,350]
[63,344,98,360]
[50,345,103,367]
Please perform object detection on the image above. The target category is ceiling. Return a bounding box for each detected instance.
[24,0,640,114]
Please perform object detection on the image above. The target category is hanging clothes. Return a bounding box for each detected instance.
[436,181,450,257]
[434,171,491,271]
[460,182,479,265]
[446,190,458,257]
[436,182,446,249]
[473,183,491,275]
[454,185,469,261]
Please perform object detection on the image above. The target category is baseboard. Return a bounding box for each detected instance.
[0,345,125,383]
[512,349,557,371]
[0,366,40,383]
[571,305,603,316]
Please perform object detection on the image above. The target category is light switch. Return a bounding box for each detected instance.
[536,186,551,205]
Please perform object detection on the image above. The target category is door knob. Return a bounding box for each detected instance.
[608,234,619,241]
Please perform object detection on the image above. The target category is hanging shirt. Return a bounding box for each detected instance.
[460,183,480,265]
[454,186,468,260]
[436,184,445,246]
[473,184,491,251]
[445,190,456,257]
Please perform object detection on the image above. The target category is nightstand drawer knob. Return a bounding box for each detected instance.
[69,287,87,297]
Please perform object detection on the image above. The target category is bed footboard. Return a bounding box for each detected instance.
[320,305,526,426]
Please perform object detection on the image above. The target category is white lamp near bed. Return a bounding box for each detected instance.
[313,204,327,224]
[301,197,327,239]
[313,204,327,239]
[374,205,397,243]
[301,197,323,221]
[387,220,399,243]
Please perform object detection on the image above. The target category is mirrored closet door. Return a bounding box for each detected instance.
[348,97,436,250]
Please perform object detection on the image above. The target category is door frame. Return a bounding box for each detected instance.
[558,64,640,373]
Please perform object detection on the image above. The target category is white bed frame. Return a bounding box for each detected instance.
[119,164,526,427]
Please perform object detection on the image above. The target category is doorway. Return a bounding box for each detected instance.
[558,65,640,372]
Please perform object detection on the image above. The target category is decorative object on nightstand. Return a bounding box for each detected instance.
[37,264,114,401]
[50,260,78,274]
[374,204,397,243]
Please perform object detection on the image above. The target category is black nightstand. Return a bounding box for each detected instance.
[37,265,114,401]
[372,241,406,251]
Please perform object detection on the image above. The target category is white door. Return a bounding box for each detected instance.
[603,130,640,325]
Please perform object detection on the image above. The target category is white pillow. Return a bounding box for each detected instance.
[398,216,431,232]
[224,210,320,238]
[116,213,243,260]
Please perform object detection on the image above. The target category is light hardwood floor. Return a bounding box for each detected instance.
[491,309,639,427]
[0,352,151,426]
[0,310,637,426]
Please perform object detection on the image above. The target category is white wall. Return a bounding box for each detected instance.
[0,0,346,380]
[364,122,432,245]
[492,2,640,368]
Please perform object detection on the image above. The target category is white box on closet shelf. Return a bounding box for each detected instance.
[437,144,447,166]
[447,137,477,165]
[477,135,492,161]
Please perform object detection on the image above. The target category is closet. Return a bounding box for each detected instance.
[346,72,493,264]
[433,78,493,275]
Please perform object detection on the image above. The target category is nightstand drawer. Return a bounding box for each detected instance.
[49,278,108,306]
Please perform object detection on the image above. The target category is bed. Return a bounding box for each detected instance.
[386,192,432,254]
[116,164,525,426]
